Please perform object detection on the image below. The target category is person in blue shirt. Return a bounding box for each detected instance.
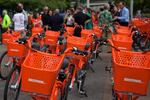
[114,1,129,26]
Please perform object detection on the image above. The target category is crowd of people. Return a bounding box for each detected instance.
[0,1,130,44]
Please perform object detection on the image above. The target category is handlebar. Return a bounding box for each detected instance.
[16,37,28,44]
[97,38,120,51]
[72,47,88,56]
[64,47,89,56]
[37,32,45,38]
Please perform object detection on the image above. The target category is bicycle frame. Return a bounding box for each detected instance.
[6,47,88,100]
[106,39,149,100]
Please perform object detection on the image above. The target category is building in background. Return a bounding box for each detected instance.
[70,0,109,11]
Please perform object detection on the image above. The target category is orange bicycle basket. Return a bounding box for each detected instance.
[112,49,150,95]
[66,27,74,35]
[32,27,43,35]
[7,41,27,57]
[116,26,131,35]
[2,31,20,44]
[21,51,65,95]
[67,36,89,51]
[45,30,60,45]
[132,18,145,27]
[137,23,150,34]
[81,29,93,38]
[112,34,132,50]
[81,29,102,39]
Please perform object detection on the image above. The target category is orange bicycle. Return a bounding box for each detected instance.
[99,38,150,100]
[0,28,42,80]
[3,45,89,100]
[0,30,22,80]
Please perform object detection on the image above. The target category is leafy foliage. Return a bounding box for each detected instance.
[0,0,70,10]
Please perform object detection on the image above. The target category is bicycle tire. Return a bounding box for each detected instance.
[76,72,86,90]
[0,51,13,80]
[51,83,62,100]
[4,64,21,100]
[61,65,74,100]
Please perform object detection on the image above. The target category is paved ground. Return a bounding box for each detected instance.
[0,45,150,100]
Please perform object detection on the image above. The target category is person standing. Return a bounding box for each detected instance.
[84,8,93,29]
[99,4,113,38]
[31,12,42,27]
[42,6,49,27]
[114,1,129,26]
[0,10,11,44]
[73,7,91,28]
[50,9,64,31]
[13,6,25,36]
[64,9,75,27]
[17,3,28,29]
[48,10,53,29]
[1,10,11,33]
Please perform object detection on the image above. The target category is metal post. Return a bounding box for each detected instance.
[86,0,90,8]
[130,0,134,19]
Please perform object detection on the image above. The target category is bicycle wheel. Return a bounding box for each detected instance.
[61,65,74,100]
[4,64,21,100]
[112,89,118,100]
[51,85,62,100]
[76,68,87,96]
[0,51,13,80]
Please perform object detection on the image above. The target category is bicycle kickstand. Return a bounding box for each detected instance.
[87,61,95,73]
[78,80,88,97]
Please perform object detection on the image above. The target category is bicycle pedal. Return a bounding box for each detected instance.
[10,85,18,91]
[4,64,10,68]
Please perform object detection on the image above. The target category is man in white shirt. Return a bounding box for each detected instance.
[13,13,25,31]
[13,5,25,37]
[17,3,28,29]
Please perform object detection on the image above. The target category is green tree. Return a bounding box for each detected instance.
[0,0,70,10]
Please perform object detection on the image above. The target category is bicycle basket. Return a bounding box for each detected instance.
[7,41,27,57]
[116,26,131,35]
[2,31,20,45]
[32,27,43,34]
[112,34,132,50]
[66,27,74,35]
[81,29,102,40]
[81,29,93,38]
[112,49,150,95]
[21,51,65,95]
[137,23,150,34]
[45,30,60,45]
[67,36,88,50]
[132,18,145,27]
